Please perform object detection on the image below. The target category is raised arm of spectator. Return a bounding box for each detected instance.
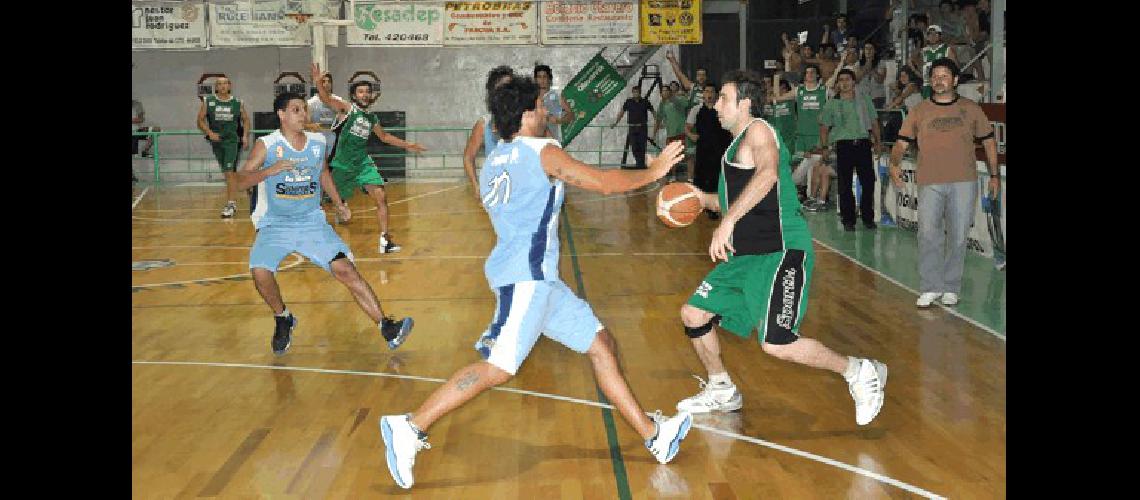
[665,50,695,92]
[310,62,351,114]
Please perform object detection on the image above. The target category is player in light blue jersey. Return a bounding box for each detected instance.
[237,92,414,357]
[462,65,515,202]
[378,77,692,490]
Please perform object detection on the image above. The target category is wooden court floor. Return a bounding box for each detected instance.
[132,181,1006,499]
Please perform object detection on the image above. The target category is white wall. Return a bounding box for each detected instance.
[132,44,686,180]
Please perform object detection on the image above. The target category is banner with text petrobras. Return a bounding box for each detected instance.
[443,2,538,46]
[132,2,207,49]
[639,0,701,45]
[560,54,626,146]
[348,2,444,46]
[540,1,638,45]
[209,0,339,47]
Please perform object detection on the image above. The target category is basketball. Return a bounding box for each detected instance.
[656,182,703,228]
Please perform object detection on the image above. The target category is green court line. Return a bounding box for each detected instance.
[560,207,633,500]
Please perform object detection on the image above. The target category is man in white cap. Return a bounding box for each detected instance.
[919,25,956,99]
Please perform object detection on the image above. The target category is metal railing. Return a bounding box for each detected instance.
[132,123,666,184]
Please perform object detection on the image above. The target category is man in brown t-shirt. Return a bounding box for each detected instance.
[888,57,1000,308]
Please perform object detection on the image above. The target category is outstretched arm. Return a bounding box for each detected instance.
[372,123,427,153]
[540,140,685,195]
[665,50,695,92]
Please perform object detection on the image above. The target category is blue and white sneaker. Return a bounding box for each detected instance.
[381,316,414,350]
[379,414,430,489]
[645,410,692,464]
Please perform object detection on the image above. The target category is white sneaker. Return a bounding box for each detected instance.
[379,233,402,254]
[847,359,888,426]
[940,293,959,305]
[379,414,431,489]
[675,375,743,414]
[220,201,236,218]
[916,292,942,308]
[645,410,692,464]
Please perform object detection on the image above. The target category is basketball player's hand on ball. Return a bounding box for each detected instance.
[709,219,736,262]
[646,140,686,181]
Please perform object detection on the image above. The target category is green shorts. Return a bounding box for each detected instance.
[211,141,240,172]
[794,134,821,155]
[686,249,814,345]
[330,157,385,201]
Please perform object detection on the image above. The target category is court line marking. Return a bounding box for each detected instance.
[130,181,663,221]
[130,360,947,500]
[132,254,304,289]
[132,186,151,210]
[812,238,1005,341]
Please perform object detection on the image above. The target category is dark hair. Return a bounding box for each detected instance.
[859,43,882,67]
[704,81,718,90]
[896,65,922,89]
[489,76,541,141]
[349,81,372,95]
[819,42,836,52]
[319,73,332,83]
[485,65,515,111]
[835,13,848,21]
[721,69,765,117]
[837,68,857,81]
[779,79,792,92]
[273,92,305,112]
[534,64,552,79]
[803,63,822,80]
[930,57,960,79]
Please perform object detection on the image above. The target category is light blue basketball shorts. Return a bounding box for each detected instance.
[249,220,353,273]
[474,280,604,375]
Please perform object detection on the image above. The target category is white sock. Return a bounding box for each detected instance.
[843,356,861,382]
[276,308,290,318]
[709,372,733,387]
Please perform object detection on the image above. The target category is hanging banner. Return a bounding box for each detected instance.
[540,1,639,45]
[559,53,627,146]
[348,2,444,46]
[209,0,339,47]
[132,1,208,49]
[442,1,538,46]
[874,158,1007,261]
[639,0,701,45]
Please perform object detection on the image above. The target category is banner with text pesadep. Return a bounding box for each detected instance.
[348,2,444,46]
[442,1,538,46]
[639,0,701,44]
[132,1,207,49]
[540,0,638,45]
[209,0,339,47]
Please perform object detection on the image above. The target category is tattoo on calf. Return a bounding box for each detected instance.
[456,372,479,391]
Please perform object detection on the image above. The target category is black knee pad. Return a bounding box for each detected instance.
[684,315,721,339]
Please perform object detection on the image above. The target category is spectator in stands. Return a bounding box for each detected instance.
[917,25,956,98]
[825,13,851,52]
[782,32,805,81]
[886,65,924,112]
[685,81,731,218]
[855,42,888,108]
[820,69,883,231]
[815,43,841,82]
[611,84,657,170]
[906,13,930,59]
[652,84,691,180]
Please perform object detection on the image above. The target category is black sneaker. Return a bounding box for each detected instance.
[864,221,878,230]
[843,223,856,232]
[381,316,415,350]
[272,314,297,356]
